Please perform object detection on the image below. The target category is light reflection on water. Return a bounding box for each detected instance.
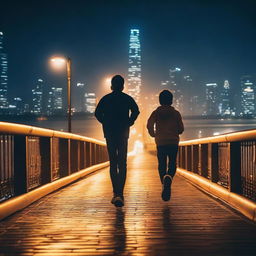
[181,118,256,140]
[14,117,256,141]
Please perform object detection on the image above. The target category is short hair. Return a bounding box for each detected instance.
[111,75,124,91]
[159,90,173,105]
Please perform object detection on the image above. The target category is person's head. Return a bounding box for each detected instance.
[159,90,173,105]
[111,75,124,92]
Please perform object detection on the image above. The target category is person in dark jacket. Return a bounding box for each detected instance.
[147,90,184,201]
[95,75,140,207]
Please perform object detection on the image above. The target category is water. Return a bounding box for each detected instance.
[5,116,256,142]
[181,118,256,141]
[17,116,104,141]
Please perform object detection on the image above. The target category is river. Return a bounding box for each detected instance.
[6,116,256,142]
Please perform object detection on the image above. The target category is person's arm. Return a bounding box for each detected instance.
[94,98,104,124]
[147,111,156,137]
[177,111,184,134]
[129,98,140,126]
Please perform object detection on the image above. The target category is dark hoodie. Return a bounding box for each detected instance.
[147,105,184,145]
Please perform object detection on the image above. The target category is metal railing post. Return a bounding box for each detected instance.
[70,140,78,173]
[14,135,27,195]
[210,143,219,183]
[181,146,186,169]
[68,139,71,175]
[91,143,96,165]
[201,144,208,178]
[40,137,51,184]
[103,146,108,162]
[79,141,85,170]
[230,142,242,193]
[59,138,69,177]
[86,142,91,167]
[186,146,192,171]
[192,145,199,174]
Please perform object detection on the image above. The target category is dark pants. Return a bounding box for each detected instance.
[106,137,128,196]
[157,144,179,183]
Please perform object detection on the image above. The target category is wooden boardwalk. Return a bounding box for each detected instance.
[0,151,256,256]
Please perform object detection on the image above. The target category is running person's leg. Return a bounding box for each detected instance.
[106,138,119,197]
[116,137,128,198]
[161,144,179,201]
[167,144,179,178]
[157,145,168,183]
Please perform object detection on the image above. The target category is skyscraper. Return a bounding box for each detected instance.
[127,29,141,103]
[183,75,193,115]
[219,80,231,116]
[46,87,63,115]
[241,76,255,116]
[84,93,96,113]
[205,83,218,116]
[169,67,183,111]
[8,97,24,115]
[0,32,8,112]
[74,82,85,112]
[31,79,44,115]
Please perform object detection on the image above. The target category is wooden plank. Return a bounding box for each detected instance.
[0,152,255,256]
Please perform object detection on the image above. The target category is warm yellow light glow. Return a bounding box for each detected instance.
[100,75,113,93]
[50,57,66,69]
[105,77,112,85]
[128,140,144,156]
[130,127,137,135]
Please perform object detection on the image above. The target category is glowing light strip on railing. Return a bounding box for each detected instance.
[0,122,106,146]
[179,129,256,145]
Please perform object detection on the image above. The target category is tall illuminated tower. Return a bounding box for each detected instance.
[128,29,141,103]
[205,83,218,116]
[219,80,231,116]
[241,76,255,116]
[31,79,44,115]
[0,32,8,111]
[169,67,183,111]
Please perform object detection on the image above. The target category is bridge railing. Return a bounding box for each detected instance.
[178,129,256,202]
[0,122,108,203]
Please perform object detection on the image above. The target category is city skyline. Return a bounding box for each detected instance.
[1,0,256,117]
[1,28,256,117]
[1,0,256,101]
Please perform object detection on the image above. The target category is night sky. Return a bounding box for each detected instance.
[1,0,256,101]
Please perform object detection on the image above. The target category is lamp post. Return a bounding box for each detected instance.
[50,56,72,132]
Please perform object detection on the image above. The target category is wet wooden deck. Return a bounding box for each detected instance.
[0,151,256,256]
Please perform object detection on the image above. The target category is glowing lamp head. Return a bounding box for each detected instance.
[50,57,66,69]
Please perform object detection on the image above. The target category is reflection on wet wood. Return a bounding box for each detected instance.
[0,152,256,255]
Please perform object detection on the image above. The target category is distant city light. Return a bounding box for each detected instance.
[127,28,141,103]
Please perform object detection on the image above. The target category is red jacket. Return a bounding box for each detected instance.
[147,105,184,145]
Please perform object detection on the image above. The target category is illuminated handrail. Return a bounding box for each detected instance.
[0,121,105,145]
[177,129,256,203]
[180,129,256,145]
[0,122,108,204]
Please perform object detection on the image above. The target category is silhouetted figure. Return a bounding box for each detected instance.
[95,75,140,207]
[147,90,184,201]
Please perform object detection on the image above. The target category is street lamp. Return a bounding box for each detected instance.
[50,56,72,133]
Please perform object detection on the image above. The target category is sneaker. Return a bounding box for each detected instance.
[162,175,173,201]
[113,196,124,207]
[111,196,116,204]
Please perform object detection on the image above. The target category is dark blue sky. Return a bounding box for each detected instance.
[1,0,256,101]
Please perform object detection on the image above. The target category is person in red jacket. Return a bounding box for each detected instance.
[147,90,184,201]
